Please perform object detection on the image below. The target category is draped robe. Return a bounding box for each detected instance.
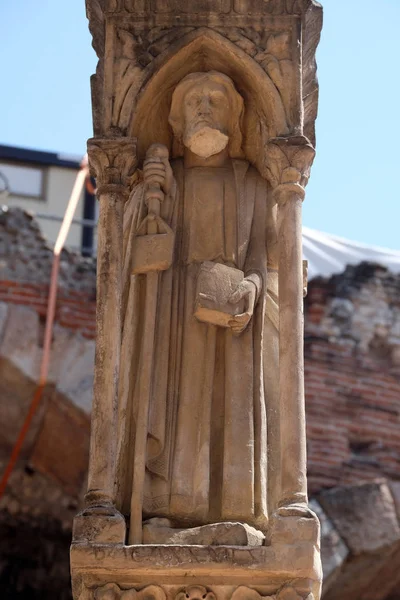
[117,158,276,529]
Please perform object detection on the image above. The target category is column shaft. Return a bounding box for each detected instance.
[86,190,123,506]
[278,193,307,505]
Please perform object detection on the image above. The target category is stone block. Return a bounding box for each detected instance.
[70,541,321,598]
[233,0,302,14]
[0,304,40,381]
[142,519,265,545]
[73,510,126,544]
[269,513,320,547]
[309,500,348,593]
[318,480,400,555]
[318,481,400,600]
[153,0,231,13]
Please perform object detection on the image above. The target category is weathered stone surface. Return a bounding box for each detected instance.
[70,541,321,582]
[389,481,400,521]
[1,304,41,382]
[50,326,95,415]
[142,519,265,546]
[269,512,320,547]
[310,500,348,593]
[318,481,400,600]
[318,481,400,555]
[73,509,126,544]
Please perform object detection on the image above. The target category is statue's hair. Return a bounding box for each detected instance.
[168,71,244,158]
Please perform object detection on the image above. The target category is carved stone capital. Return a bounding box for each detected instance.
[264,136,315,203]
[87,137,138,199]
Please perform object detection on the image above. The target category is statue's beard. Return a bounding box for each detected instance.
[183,124,229,158]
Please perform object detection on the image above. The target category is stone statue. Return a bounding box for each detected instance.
[72,3,323,598]
[117,72,278,538]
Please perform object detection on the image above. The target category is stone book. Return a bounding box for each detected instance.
[194,261,245,328]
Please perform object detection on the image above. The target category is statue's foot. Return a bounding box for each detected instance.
[276,502,317,519]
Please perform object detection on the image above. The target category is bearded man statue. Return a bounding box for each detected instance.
[117,71,278,535]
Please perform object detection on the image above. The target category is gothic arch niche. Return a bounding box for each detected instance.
[126,28,290,173]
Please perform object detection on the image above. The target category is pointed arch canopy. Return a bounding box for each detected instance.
[129,28,290,171]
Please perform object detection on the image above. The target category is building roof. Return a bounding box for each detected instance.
[303,226,400,280]
[0,144,81,170]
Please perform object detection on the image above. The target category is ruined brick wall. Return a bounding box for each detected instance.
[0,207,94,599]
[0,206,96,338]
[305,263,400,495]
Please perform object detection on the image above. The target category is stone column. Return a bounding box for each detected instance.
[84,137,137,512]
[265,136,315,510]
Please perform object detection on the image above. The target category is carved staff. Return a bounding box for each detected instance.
[129,143,173,544]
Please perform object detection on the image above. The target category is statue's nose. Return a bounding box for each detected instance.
[198,96,211,114]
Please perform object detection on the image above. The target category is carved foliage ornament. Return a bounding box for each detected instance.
[87,137,138,197]
[91,585,313,600]
[114,26,294,127]
[231,586,314,600]
[176,587,216,600]
[264,136,315,200]
[94,584,165,600]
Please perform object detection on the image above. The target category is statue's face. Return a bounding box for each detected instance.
[182,80,231,158]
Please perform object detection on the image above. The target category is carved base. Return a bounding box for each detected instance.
[71,515,322,600]
[73,506,126,544]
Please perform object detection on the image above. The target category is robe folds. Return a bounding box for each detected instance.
[116,158,275,529]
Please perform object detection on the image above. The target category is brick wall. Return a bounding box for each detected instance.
[305,264,400,494]
[0,280,96,338]
[0,206,96,338]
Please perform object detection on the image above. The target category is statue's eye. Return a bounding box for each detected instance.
[210,93,224,105]
[187,95,198,107]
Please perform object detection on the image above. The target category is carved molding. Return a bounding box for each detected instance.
[87,137,138,198]
[103,0,308,15]
[264,135,315,201]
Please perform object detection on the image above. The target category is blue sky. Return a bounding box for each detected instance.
[1,1,399,249]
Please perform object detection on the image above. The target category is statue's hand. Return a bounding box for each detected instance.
[143,153,173,194]
[228,279,257,335]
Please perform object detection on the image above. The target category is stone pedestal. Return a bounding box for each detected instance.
[71,514,321,600]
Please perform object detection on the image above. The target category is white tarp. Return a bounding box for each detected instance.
[303,227,400,280]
